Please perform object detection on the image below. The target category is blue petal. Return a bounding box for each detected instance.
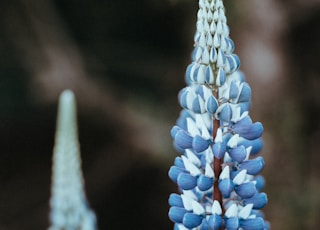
[225,217,239,230]
[177,172,197,190]
[239,156,265,175]
[178,88,189,109]
[250,209,266,219]
[226,38,235,53]
[208,214,222,230]
[212,142,227,159]
[235,182,257,199]
[192,47,202,62]
[244,192,268,209]
[168,166,186,183]
[232,70,246,82]
[169,193,184,207]
[216,67,226,86]
[193,135,211,153]
[225,56,234,73]
[229,145,247,162]
[229,80,239,99]
[192,95,206,113]
[185,63,194,85]
[264,221,271,230]
[238,83,251,103]
[195,85,205,99]
[205,65,214,84]
[231,54,240,72]
[239,138,263,155]
[176,109,191,130]
[197,174,214,191]
[206,95,219,114]
[169,206,187,223]
[238,102,251,113]
[193,65,206,84]
[210,47,217,63]
[241,122,264,140]
[183,213,203,228]
[191,66,200,82]
[174,157,185,168]
[253,175,266,192]
[240,217,265,230]
[217,49,226,68]
[250,138,263,155]
[174,130,193,149]
[226,54,240,73]
[218,103,232,123]
[232,116,252,134]
[200,218,210,230]
[192,96,202,113]
[171,126,182,139]
[218,178,235,198]
[173,142,186,154]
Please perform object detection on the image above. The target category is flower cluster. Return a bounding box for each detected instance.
[168,0,269,229]
[49,90,97,230]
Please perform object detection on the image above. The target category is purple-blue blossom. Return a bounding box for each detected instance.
[168,0,269,229]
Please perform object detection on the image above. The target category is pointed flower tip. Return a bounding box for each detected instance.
[60,89,75,103]
[56,89,77,132]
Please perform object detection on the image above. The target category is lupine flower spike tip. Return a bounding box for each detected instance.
[49,90,97,230]
[168,0,269,229]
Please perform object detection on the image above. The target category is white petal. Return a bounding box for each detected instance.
[201,126,211,140]
[185,149,201,167]
[227,134,240,148]
[245,146,252,160]
[205,148,214,164]
[216,20,223,34]
[231,106,241,123]
[205,163,214,178]
[193,47,203,62]
[183,190,198,200]
[233,169,247,185]
[181,155,201,176]
[176,224,189,230]
[181,194,195,211]
[195,114,206,129]
[199,32,206,47]
[192,200,205,215]
[219,165,230,180]
[238,204,253,219]
[211,200,222,215]
[202,85,212,100]
[187,117,201,137]
[214,128,223,143]
[197,94,206,113]
[223,152,232,163]
[186,90,196,110]
[225,203,238,218]
[202,48,210,65]
[210,21,217,33]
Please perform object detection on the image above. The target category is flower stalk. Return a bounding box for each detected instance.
[168,0,269,229]
[212,119,223,213]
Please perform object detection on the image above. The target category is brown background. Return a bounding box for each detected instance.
[0,0,319,229]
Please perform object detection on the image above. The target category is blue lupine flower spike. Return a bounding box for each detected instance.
[168,0,269,229]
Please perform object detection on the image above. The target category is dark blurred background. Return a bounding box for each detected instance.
[0,0,319,229]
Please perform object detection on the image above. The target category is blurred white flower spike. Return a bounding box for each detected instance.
[49,90,97,230]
